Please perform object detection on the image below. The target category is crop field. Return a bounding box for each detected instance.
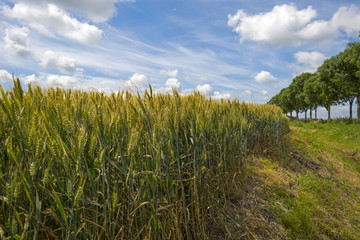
[0,79,288,239]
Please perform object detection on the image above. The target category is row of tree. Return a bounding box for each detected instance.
[268,39,360,120]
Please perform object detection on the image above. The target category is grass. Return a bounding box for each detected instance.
[237,120,360,239]
[291,119,360,151]
[0,79,288,239]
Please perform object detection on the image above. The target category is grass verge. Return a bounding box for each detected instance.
[230,120,360,239]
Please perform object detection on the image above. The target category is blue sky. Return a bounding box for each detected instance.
[1,0,360,117]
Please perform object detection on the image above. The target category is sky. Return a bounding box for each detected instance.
[1,0,360,118]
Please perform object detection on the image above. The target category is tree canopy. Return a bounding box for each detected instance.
[268,38,360,120]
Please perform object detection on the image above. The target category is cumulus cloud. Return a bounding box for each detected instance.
[296,20,336,41]
[155,78,182,94]
[4,27,32,58]
[3,3,102,44]
[20,0,135,22]
[332,5,360,35]
[165,78,181,90]
[291,51,327,74]
[195,83,230,99]
[47,74,78,88]
[228,4,360,45]
[160,69,179,77]
[228,4,317,45]
[126,73,148,88]
[196,84,213,96]
[212,91,231,100]
[0,69,13,82]
[41,50,76,74]
[24,74,40,85]
[255,71,277,83]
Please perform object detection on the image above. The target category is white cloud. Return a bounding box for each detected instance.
[212,91,231,100]
[165,78,181,90]
[228,4,360,45]
[294,52,312,64]
[292,51,327,74]
[155,78,182,94]
[297,20,336,41]
[156,81,229,100]
[41,50,76,74]
[3,3,102,44]
[228,4,317,45]
[0,69,13,82]
[20,0,135,23]
[255,71,277,83]
[160,69,179,77]
[194,84,230,100]
[97,88,106,93]
[196,83,213,96]
[332,5,360,35]
[4,27,32,58]
[24,74,40,85]
[126,73,148,88]
[46,74,78,88]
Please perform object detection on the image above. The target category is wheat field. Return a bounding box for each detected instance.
[0,79,288,239]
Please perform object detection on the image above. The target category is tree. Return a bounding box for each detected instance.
[334,50,357,119]
[298,73,313,120]
[268,35,360,120]
[339,41,360,119]
[279,88,294,117]
[288,73,309,120]
[317,56,341,120]
[268,88,294,117]
[304,73,321,120]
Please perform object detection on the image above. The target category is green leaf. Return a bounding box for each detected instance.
[52,188,68,227]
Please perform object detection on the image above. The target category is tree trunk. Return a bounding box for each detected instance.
[305,109,307,121]
[315,105,317,120]
[357,93,360,120]
[290,111,293,118]
[296,110,299,120]
[327,103,331,121]
[310,105,312,120]
[349,99,354,120]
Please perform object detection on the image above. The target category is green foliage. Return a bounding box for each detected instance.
[0,81,288,239]
[269,72,314,119]
[318,56,341,105]
[269,39,360,120]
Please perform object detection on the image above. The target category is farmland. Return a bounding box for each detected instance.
[2,80,360,239]
[0,80,288,239]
